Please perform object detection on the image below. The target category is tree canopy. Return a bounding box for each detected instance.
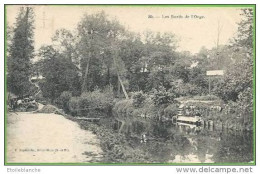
[7,7,35,97]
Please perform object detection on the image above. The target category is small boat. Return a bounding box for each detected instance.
[176,116,201,125]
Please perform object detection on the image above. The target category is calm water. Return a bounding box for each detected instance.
[111,117,254,163]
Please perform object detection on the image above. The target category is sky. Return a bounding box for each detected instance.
[6,5,244,54]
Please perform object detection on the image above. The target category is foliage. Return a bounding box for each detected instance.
[188,67,208,93]
[7,8,254,131]
[38,46,81,102]
[211,8,254,124]
[164,103,179,118]
[70,119,149,163]
[7,7,35,97]
[52,29,79,65]
[77,11,126,92]
[68,96,80,116]
[172,64,190,83]
[234,8,254,50]
[56,91,72,113]
[143,32,178,91]
[132,91,146,108]
[151,86,177,106]
[113,99,134,116]
[69,87,114,117]
[113,96,159,119]
[173,81,203,96]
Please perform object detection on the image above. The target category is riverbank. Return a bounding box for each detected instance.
[65,115,150,163]
[112,96,253,132]
[65,114,254,163]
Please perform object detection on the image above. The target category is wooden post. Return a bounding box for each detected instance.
[209,76,211,95]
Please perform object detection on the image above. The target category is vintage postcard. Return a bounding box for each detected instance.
[5,4,255,164]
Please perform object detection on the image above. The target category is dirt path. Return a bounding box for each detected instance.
[6,112,103,163]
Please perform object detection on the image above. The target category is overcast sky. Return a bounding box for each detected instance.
[6,5,244,54]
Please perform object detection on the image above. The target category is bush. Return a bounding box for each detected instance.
[174,81,203,96]
[132,91,146,108]
[141,96,157,118]
[113,99,134,117]
[113,97,158,119]
[151,86,177,106]
[68,88,114,117]
[57,91,72,113]
[69,97,80,116]
[164,103,179,118]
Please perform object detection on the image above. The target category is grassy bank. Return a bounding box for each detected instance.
[65,115,152,163]
[112,95,253,131]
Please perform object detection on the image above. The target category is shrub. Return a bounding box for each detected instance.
[174,82,202,96]
[164,103,179,118]
[132,91,146,108]
[57,91,72,113]
[151,86,177,106]
[68,88,114,117]
[141,96,157,118]
[69,97,80,116]
[113,96,158,119]
[113,99,133,117]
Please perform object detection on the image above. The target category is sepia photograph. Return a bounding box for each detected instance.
[5,4,255,164]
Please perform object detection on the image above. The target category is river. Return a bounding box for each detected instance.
[111,117,254,163]
[6,111,253,163]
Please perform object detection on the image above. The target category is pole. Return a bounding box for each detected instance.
[209,76,211,95]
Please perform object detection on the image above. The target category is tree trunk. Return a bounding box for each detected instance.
[119,121,125,133]
[112,54,129,99]
[117,77,121,97]
[82,56,90,93]
[107,66,111,86]
[117,73,129,99]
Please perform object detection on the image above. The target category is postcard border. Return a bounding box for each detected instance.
[3,4,256,166]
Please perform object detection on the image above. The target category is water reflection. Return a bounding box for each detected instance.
[114,118,253,163]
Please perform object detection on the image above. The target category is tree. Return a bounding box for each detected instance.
[234,8,254,50]
[142,31,178,91]
[118,33,146,91]
[217,8,254,101]
[38,46,81,102]
[6,23,13,75]
[6,23,13,58]
[7,7,35,97]
[77,11,129,98]
[212,8,254,129]
[52,29,79,65]
[77,11,115,92]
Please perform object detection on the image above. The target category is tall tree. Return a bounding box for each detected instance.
[143,31,178,90]
[212,7,254,127]
[52,29,79,65]
[38,46,81,102]
[6,23,13,75]
[77,11,128,96]
[77,11,111,92]
[7,7,35,97]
